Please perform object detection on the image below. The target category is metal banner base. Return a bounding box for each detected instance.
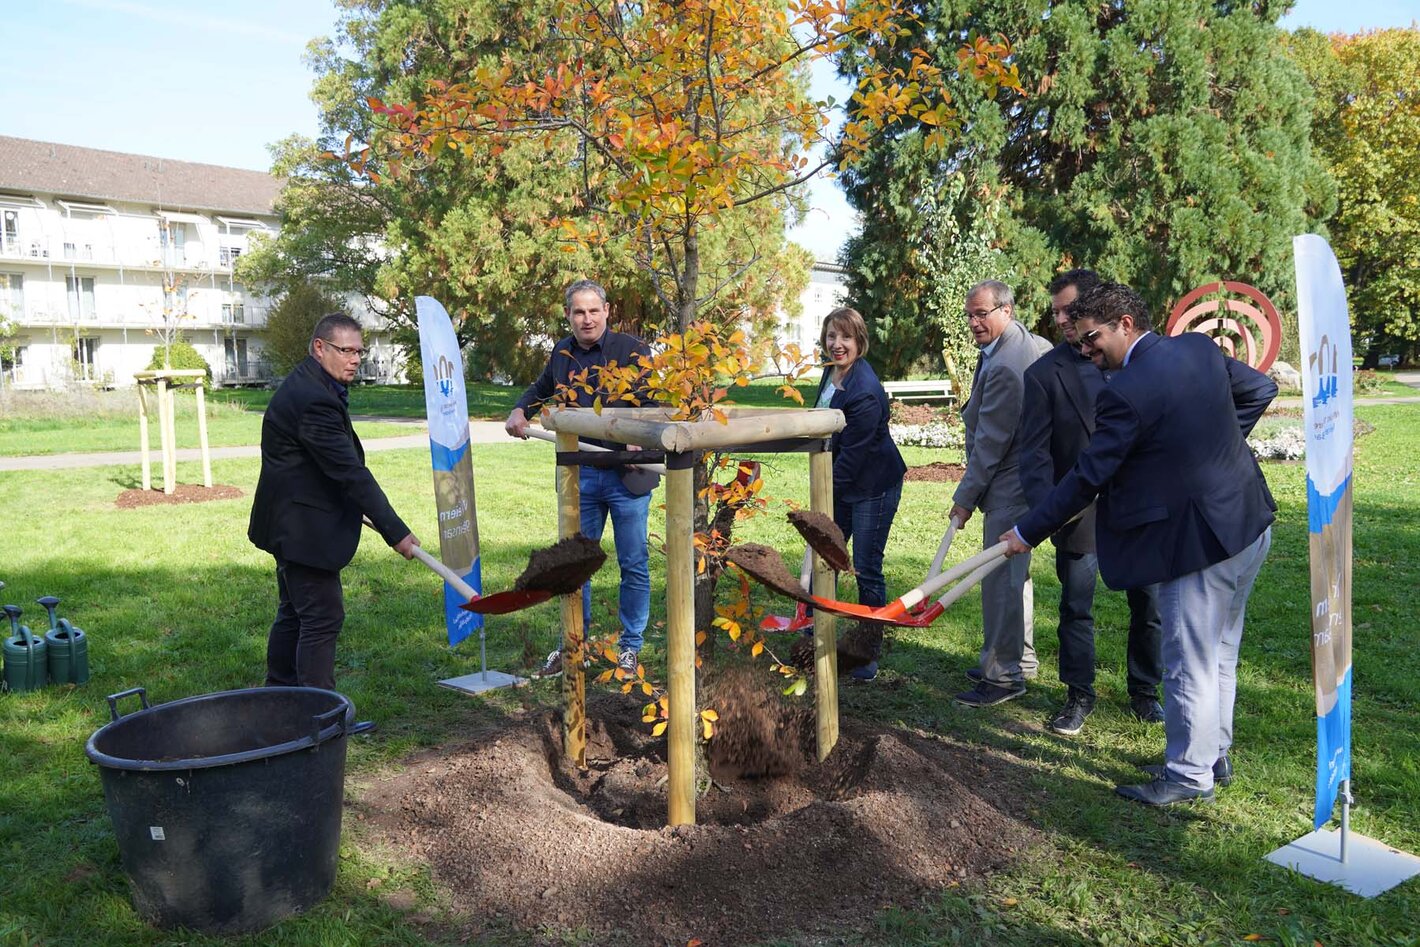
[1265,828,1420,898]
[438,670,525,695]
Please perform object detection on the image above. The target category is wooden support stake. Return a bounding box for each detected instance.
[194,381,212,488]
[555,431,587,769]
[156,378,175,495]
[665,457,696,826]
[809,448,839,761]
[137,383,151,492]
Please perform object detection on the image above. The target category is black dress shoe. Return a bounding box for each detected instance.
[1047,692,1095,736]
[1116,776,1214,807]
[1141,755,1232,787]
[350,720,378,736]
[954,681,1027,708]
[1129,696,1166,724]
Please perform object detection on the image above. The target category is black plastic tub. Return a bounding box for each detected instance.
[85,686,354,933]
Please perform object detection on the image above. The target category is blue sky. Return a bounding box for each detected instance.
[4,0,1415,260]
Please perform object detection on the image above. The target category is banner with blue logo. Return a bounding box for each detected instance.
[416,296,482,646]
[1293,235,1354,830]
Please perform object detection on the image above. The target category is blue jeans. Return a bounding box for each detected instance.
[579,466,652,652]
[832,482,903,609]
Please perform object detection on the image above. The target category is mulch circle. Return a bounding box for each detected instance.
[353,681,1035,947]
[114,484,243,508]
[905,462,966,483]
[513,533,608,595]
[787,509,854,574]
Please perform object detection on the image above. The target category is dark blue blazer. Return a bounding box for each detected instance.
[249,357,409,572]
[817,360,907,504]
[1018,341,1106,554]
[1017,332,1276,589]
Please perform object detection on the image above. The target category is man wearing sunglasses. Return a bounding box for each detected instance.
[1017,270,1164,738]
[250,313,420,697]
[950,280,1051,708]
[1002,283,1276,806]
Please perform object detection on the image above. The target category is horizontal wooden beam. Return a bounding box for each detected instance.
[540,406,844,452]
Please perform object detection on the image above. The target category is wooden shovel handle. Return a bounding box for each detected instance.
[363,517,478,601]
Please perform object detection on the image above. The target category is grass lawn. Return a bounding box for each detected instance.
[0,390,418,457]
[0,406,1416,945]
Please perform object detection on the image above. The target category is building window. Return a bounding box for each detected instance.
[1,209,19,255]
[1,344,25,377]
[0,272,22,319]
[66,276,96,320]
[221,303,245,324]
[73,337,98,380]
[218,245,243,267]
[224,337,248,376]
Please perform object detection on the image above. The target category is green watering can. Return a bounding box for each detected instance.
[38,596,89,686]
[3,604,48,693]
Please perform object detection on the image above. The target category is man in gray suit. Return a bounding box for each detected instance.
[951,280,1051,707]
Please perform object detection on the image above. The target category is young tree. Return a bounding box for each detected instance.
[842,0,1332,354]
[1287,27,1420,364]
[355,0,1019,333]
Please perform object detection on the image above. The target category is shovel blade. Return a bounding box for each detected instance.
[459,589,553,614]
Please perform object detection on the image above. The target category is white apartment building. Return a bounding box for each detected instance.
[773,261,847,357]
[0,135,399,389]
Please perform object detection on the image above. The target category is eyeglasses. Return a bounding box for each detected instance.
[1076,323,1116,350]
[320,340,366,359]
[963,303,1005,323]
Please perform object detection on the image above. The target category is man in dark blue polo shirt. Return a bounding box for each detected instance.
[505,279,654,680]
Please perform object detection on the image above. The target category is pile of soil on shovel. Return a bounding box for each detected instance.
[513,533,607,595]
[354,680,1034,947]
[114,483,243,508]
[787,509,854,574]
[788,621,885,674]
[724,543,817,607]
[904,462,966,483]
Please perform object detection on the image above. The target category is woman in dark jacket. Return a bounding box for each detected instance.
[815,307,908,679]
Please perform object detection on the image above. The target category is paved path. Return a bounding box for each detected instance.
[0,420,513,472]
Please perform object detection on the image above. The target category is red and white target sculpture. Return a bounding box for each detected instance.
[1166,281,1282,373]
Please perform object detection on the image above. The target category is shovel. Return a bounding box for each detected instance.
[363,519,563,615]
[759,548,814,632]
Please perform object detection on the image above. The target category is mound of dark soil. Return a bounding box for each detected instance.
[724,543,816,606]
[787,509,854,574]
[904,462,966,483]
[354,689,1034,947]
[513,533,607,595]
[114,484,243,508]
[787,621,884,674]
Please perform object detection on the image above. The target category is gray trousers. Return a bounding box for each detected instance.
[1158,527,1272,790]
[980,503,1036,686]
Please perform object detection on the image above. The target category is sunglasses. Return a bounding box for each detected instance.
[1076,323,1116,350]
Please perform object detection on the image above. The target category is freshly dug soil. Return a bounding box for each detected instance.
[904,462,966,483]
[703,665,814,779]
[513,533,607,595]
[354,689,1034,947]
[787,621,884,674]
[114,483,243,508]
[724,543,817,607]
[787,509,854,574]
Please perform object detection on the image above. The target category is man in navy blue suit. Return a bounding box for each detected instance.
[1002,283,1276,806]
[1018,270,1163,737]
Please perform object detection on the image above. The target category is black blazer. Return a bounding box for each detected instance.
[1018,341,1105,554]
[816,359,908,504]
[248,357,409,572]
[1017,332,1276,589]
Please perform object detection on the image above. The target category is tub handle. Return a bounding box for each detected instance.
[106,687,149,722]
[311,705,347,744]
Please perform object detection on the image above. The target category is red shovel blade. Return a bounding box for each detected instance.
[459,589,553,614]
[760,602,813,632]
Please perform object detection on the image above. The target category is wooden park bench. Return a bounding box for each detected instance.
[882,379,955,404]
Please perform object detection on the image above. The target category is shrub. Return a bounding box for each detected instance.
[146,341,212,383]
[264,283,342,377]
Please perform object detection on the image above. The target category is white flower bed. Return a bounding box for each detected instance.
[1248,426,1306,461]
[890,422,965,450]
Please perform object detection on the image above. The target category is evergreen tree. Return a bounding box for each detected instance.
[841,0,1332,365]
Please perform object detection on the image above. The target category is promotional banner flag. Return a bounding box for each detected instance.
[1293,235,1354,830]
[416,296,482,646]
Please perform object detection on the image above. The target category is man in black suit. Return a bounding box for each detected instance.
[1003,283,1276,806]
[249,313,419,691]
[1018,270,1163,737]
